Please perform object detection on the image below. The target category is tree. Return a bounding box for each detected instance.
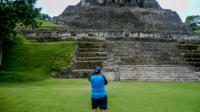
[186,15,200,26]
[38,13,52,21]
[186,15,200,31]
[0,0,41,47]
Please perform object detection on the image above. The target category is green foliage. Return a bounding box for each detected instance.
[37,13,52,21]
[193,26,200,32]
[0,0,40,47]
[0,40,74,82]
[186,15,196,23]
[195,29,200,33]
[185,15,200,32]
[16,20,63,29]
[37,20,63,28]
[0,79,200,112]
[3,34,29,48]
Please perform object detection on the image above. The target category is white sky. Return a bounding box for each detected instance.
[36,0,200,22]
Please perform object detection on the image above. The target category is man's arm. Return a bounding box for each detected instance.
[102,75,108,85]
[88,72,95,82]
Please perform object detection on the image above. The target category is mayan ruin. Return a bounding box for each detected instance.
[16,0,200,81]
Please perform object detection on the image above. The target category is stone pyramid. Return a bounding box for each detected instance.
[55,0,191,33]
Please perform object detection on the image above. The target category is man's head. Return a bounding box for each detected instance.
[95,66,102,74]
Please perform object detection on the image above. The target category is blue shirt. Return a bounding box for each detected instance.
[89,74,108,99]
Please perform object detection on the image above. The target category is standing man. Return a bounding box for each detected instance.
[88,66,108,112]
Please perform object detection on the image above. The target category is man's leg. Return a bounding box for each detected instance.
[92,98,98,112]
[92,109,97,112]
[100,96,107,112]
[101,109,107,112]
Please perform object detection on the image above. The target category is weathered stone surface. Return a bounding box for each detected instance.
[118,65,200,81]
[80,0,161,8]
[103,40,200,81]
[62,39,200,81]
[55,0,191,33]
[105,41,184,65]
[17,0,200,81]
[71,41,107,77]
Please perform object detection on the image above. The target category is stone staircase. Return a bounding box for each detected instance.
[105,40,200,81]
[72,40,107,77]
[118,65,200,81]
[177,43,200,69]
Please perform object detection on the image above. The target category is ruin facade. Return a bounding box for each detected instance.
[18,0,200,81]
[81,0,161,8]
[54,0,191,34]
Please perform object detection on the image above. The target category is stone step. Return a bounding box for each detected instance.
[120,77,200,81]
[76,41,105,43]
[78,43,105,48]
[75,60,103,63]
[73,69,94,72]
[179,50,200,53]
[116,61,183,65]
[76,39,105,43]
[119,73,200,77]
[184,58,200,62]
[117,65,182,67]
[120,73,200,80]
[118,67,194,71]
[119,70,195,74]
[186,62,200,67]
[177,44,199,50]
[74,61,104,69]
[183,53,200,58]
[78,48,105,52]
[76,52,106,57]
[117,66,194,72]
[76,57,107,61]
[120,75,200,79]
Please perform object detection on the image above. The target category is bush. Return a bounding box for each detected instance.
[0,38,74,82]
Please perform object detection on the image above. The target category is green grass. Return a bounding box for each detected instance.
[0,79,200,112]
[37,20,63,29]
[192,26,200,33]
[16,20,63,29]
[194,29,200,33]
[0,41,74,82]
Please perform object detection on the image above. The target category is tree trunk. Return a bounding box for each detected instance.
[0,41,2,67]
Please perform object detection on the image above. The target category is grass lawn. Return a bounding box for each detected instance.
[0,79,200,112]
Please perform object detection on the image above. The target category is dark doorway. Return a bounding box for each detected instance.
[137,0,144,7]
[127,0,131,3]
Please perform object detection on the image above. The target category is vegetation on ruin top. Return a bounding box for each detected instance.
[37,20,63,29]
[194,28,200,33]
[16,20,63,29]
[0,37,74,82]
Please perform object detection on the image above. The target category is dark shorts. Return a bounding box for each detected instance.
[92,95,107,110]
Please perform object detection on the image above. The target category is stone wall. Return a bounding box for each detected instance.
[18,28,200,42]
[17,29,71,41]
[81,0,161,8]
[103,40,200,81]
[55,0,190,33]
[106,41,183,65]
[57,38,200,81]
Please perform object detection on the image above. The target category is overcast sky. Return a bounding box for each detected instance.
[36,0,200,22]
